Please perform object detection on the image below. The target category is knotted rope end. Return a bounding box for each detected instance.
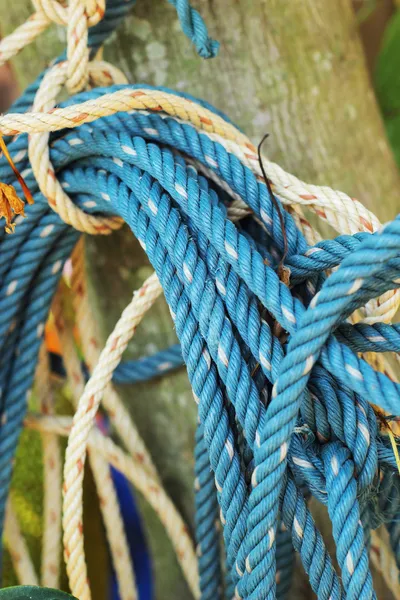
[197,38,220,59]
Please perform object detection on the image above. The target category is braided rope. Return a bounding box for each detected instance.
[28,62,124,234]
[65,242,208,596]
[26,412,200,598]
[323,443,376,599]
[38,338,137,600]
[0,1,399,599]
[0,115,396,596]
[242,219,400,598]
[0,0,395,319]
[0,13,49,66]
[4,499,39,586]
[0,106,396,596]
[52,287,137,600]
[70,239,160,478]
[84,451,137,600]
[35,343,62,588]
[1,80,394,320]
[62,273,196,597]
[67,244,200,593]
[0,84,387,244]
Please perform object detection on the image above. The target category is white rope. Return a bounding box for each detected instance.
[36,343,62,588]
[61,273,161,599]
[4,499,39,586]
[52,287,137,600]
[26,412,200,599]
[70,240,160,478]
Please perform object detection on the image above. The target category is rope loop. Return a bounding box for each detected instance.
[66,0,105,93]
[32,0,105,28]
[26,0,106,93]
[28,61,125,233]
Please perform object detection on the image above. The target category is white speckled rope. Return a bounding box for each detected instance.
[0,82,386,246]
[4,499,39,586]
[189,129,398,324]
[0,84,385,244]
[26,410,400,600]
[1,2,399,596]
[185,148,395,323]
[0,0,395,318]
[0,0,391,251]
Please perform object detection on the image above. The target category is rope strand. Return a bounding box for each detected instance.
[0,1,398,599]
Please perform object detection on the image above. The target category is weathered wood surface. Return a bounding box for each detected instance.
[2,1,399,598]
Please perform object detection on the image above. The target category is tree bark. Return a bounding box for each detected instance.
[103,0,400,217]
[2,1,399,598]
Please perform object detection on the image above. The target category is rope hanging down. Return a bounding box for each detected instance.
[0,1,399,600]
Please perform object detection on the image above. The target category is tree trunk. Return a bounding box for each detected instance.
[2,1,399,598]
[104,0,399,217]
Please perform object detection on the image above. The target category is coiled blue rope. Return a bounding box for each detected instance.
[0,2,399,599]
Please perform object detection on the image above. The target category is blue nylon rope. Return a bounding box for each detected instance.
[1,100,400,599]
[1,99,400,598]
[46,126,400,598]
[49,344,183,385]
[0,2,400,599]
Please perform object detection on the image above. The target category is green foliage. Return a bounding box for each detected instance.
[0,586,76,599]
[375,10,400,169]
[356,0,378,25]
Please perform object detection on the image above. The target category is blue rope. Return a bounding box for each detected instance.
[0,2,400,598]
[2,104,400,598]
[50,345,183,385]
[167,0,219,58]
[109,466,153,600]
[112,344,183,385]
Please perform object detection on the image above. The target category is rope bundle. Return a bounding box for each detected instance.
[0,1,399,599]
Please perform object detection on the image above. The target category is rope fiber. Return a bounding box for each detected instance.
[0,1,399,599]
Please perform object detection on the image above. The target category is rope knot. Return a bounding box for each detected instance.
[32,0,105,27]
[66,0,106,93]
[31,0,106,94]
[28,61,127,234]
